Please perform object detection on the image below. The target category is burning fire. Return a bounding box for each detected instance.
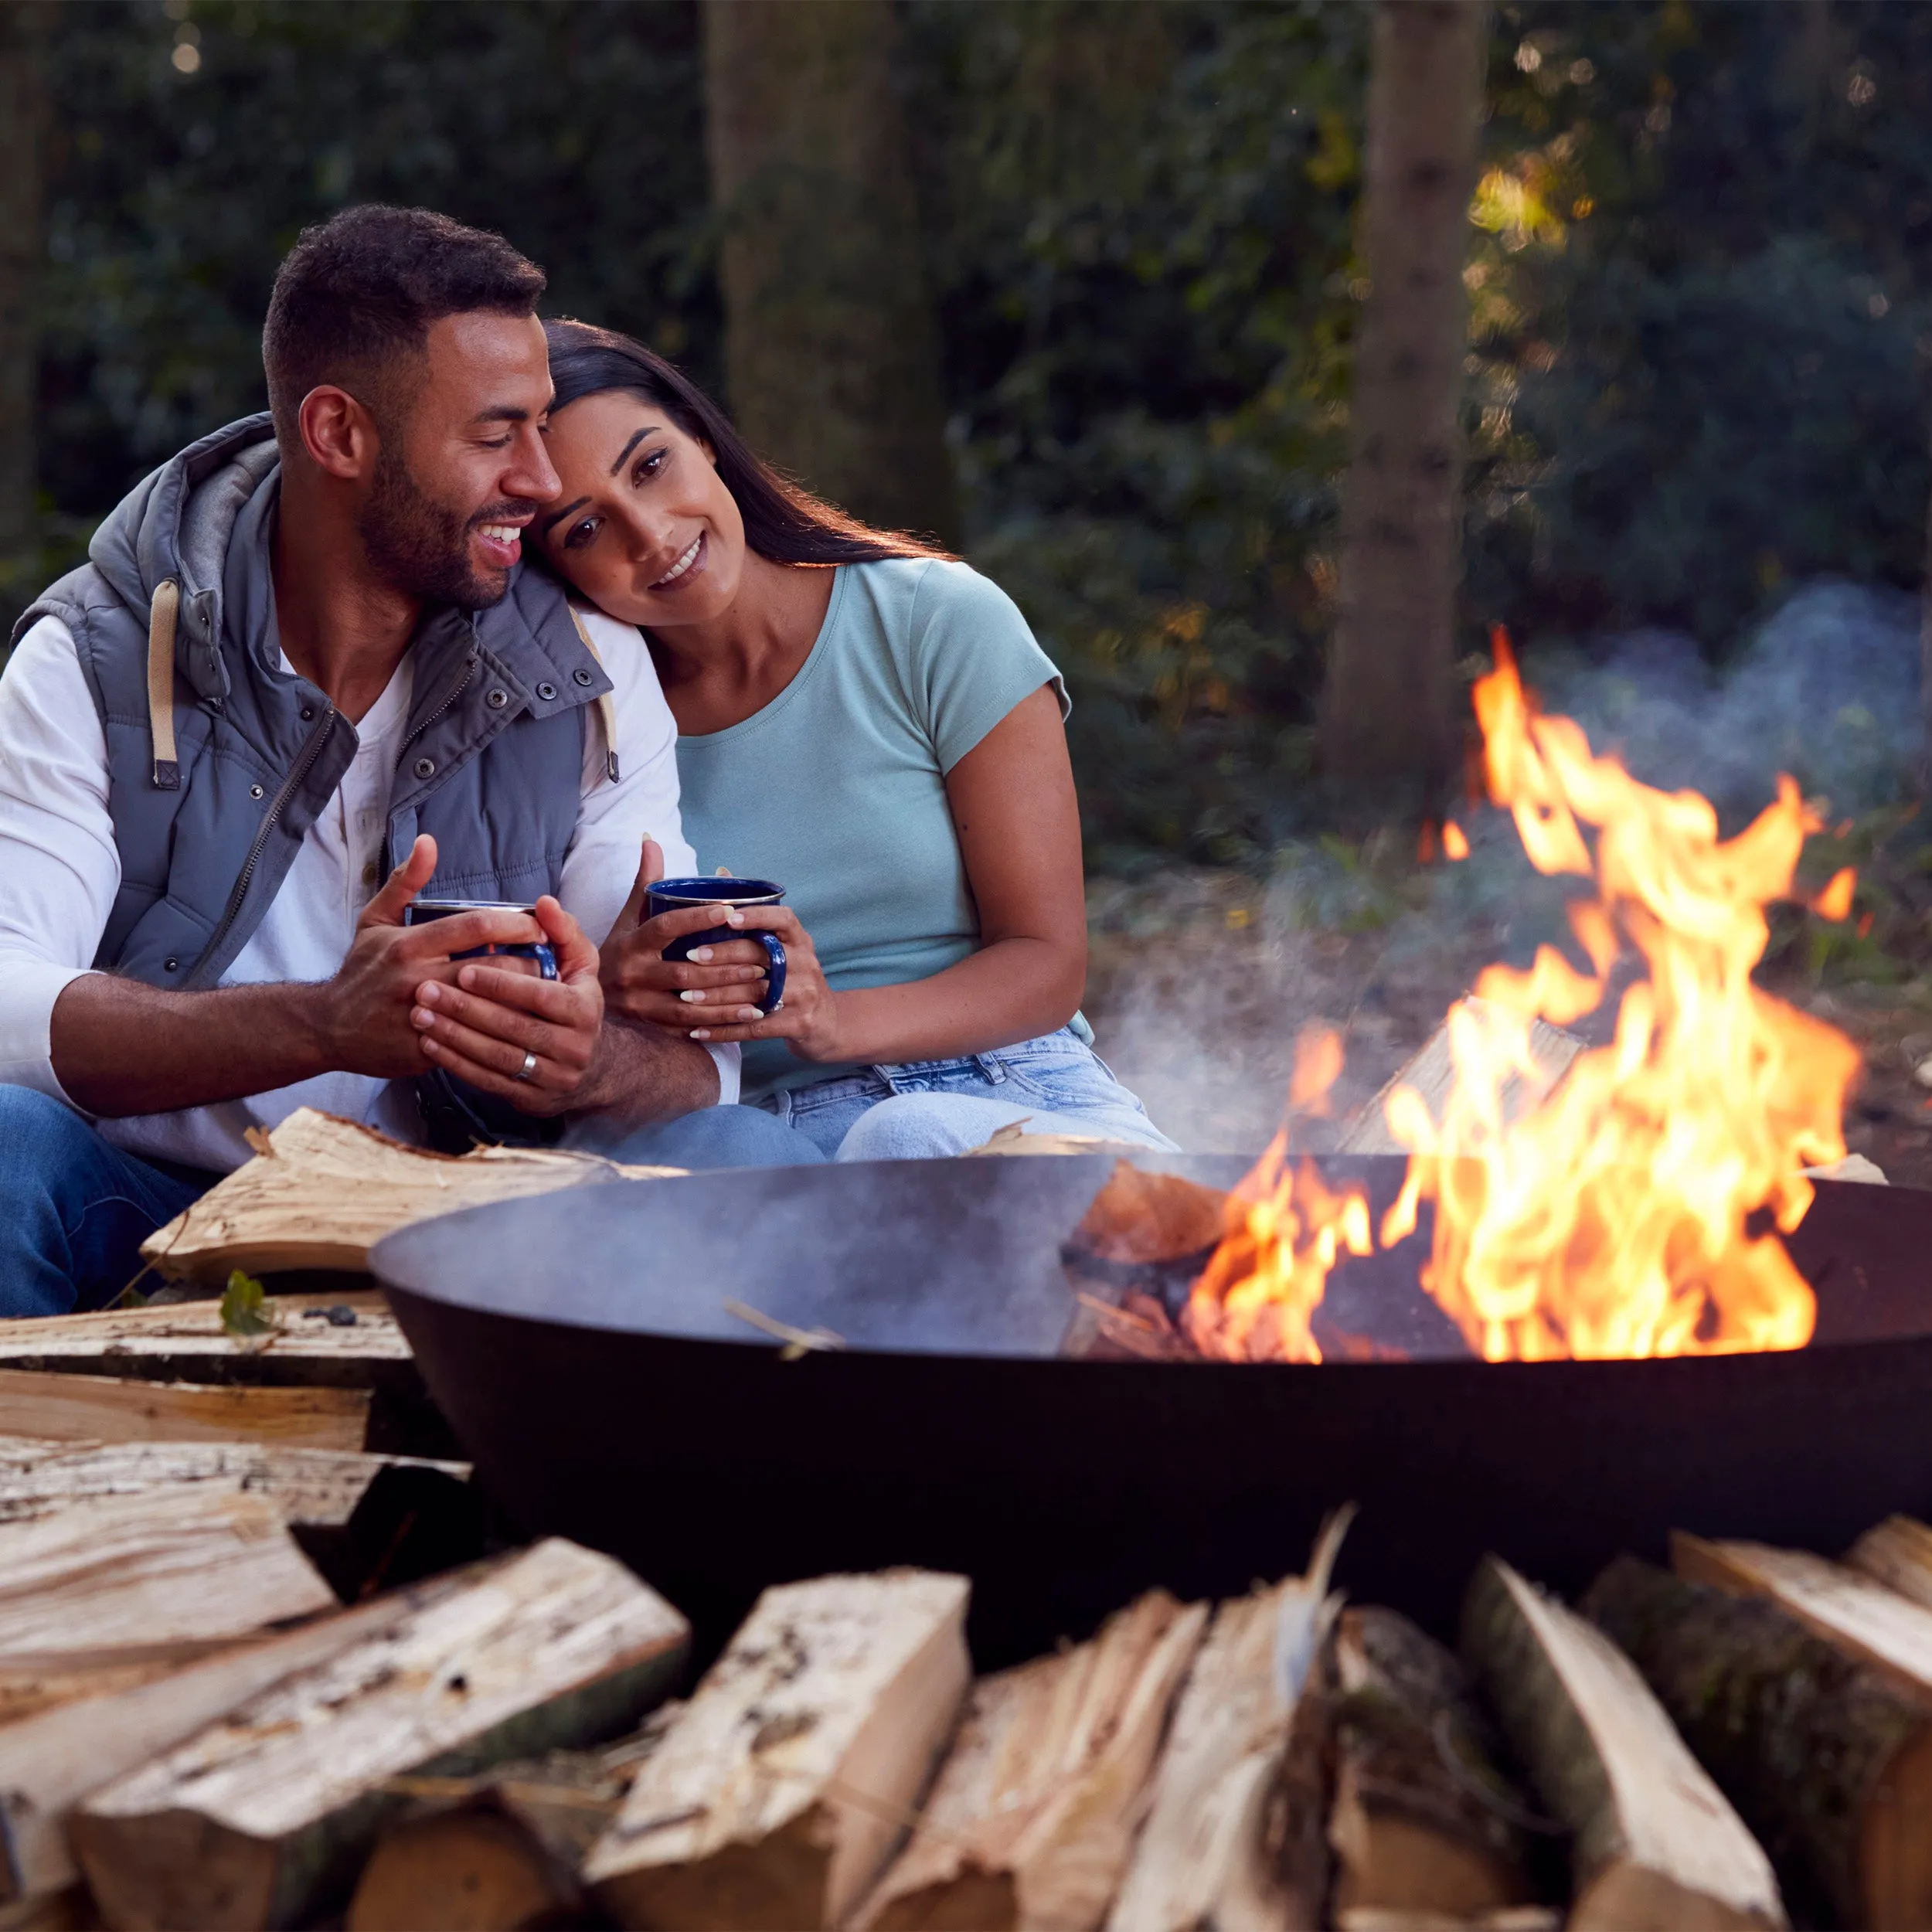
[1193,631,1862,1363]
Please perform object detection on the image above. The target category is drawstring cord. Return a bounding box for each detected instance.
[146,580,181,790]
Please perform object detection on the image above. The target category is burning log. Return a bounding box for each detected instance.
[1107,1513,1348,1932]
[1845,1514,1932,1609]
[139,1106,679,1282]
[852,1589,1207,1932]
[0,1485,334,1665]
[0,1575,477,1906]
[583,1569,970,1932]
[1328,1604,1540,1922]
[1672,1531,1932,1704]
[71,1539,688,1932]
[0,1364,370,1451]
[1463,1557,1784,1930]
[1583,1553,1932,1930]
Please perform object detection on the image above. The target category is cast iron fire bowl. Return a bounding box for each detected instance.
[372,1153,1932,1666]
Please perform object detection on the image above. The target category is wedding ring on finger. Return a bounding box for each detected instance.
[515,1049,538,1083]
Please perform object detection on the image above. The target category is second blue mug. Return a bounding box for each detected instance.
[645,876,787,1012]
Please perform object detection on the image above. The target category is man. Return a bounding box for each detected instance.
[0,206,741,1317]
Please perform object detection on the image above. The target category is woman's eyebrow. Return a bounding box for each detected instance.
[538,495,590,537]
[609,427,663,475]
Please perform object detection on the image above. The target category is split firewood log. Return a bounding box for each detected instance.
[71,1539,689,1932]
[0,1364,369,1451]
[1067,1162,1233,1269]
[1336,1001,1583,1156]
[1583,1553,1932,1930]
[1464,1556,1784,1930]
[0,1434,467,1531]
[1328,1604,1540,1922]
[852,1588,1209,1932]
[968,1121,1143,1157]
[349,1711,679,1931]
[1845,1513,1932,1609]
[583,1569,970,1932]
[0,1485,334,1665]
[1107,1511,1349,1932]
[0,1572,480,1906]
[1673,1530,1932,1704]
[1332,1910,1560,1932]
[139,1105,679,1282]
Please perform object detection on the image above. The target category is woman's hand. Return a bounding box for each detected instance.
[685,907,845,1063]
[598,838,772,1032]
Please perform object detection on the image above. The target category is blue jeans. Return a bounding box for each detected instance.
[0,1087,215,1318]
[594,1028,1178,1168]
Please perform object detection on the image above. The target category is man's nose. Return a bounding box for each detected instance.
[506,423,560,505]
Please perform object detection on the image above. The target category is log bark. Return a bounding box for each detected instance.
[853,1589,1209,1932]
[0,1366,369,1451]
[1329,1605,1537,1921]
[141,1107,677,1283]
[1583,1553,1932,1931]
[1844,1514,1932,1611]
[73,1539,689,1932]
[1321,0,1488,803]
[0,1436,467,1532]
[1107,1512,1349,1932]
[1464,1557,1784,1930]
[0,1485,335,1665]
[702,0,957,543]
[585,1568,969,1931]
[0,1573,475,1904]
[1672,1532,1932,1706]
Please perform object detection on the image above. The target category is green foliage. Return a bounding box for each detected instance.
[219,1266,278,1338]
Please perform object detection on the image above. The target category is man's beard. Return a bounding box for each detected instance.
[359,445,529,611]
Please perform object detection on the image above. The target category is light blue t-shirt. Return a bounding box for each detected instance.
[675,558,1066,1096]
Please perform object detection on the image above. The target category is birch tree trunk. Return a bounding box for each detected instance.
[702,0,957,545]
[0,1,43,558]
[1321,0,1488,804]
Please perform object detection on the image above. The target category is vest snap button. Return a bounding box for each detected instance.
[573,668,594,686]
[299,704,315,721]
[249,784,264,800]
[536,681,559,702]
[413,757,436,780]
[486,688,509,709]
[163,956,179,971]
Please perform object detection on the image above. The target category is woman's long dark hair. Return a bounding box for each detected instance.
[543,319,952,566]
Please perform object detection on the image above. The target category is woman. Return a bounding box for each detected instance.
[535,319,1173,1164]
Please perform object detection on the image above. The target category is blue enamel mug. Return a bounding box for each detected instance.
[646,876,787,1011]
[403,899,558,979]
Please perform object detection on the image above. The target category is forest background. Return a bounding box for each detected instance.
[5,0,1932,1156]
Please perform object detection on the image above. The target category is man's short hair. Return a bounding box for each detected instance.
[263,206,546,437]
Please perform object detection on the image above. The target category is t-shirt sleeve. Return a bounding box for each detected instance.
[903,560,1069,774]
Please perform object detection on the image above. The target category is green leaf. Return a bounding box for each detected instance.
[219,1269,278,1339]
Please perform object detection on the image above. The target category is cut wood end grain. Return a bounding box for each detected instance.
[855,1587,1207,1932]
[587,1568,970,1932]
[1845,1513,1932,1611]
[139,1106,685,1281]
[75,1539,689,1932]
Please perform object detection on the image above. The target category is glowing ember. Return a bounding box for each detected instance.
[1191,631,1862,1363]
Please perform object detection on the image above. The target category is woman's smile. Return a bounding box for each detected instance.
[651,531,707,592]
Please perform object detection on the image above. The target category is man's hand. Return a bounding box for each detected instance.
[311,834,549,1077]
[407,894,605,1115]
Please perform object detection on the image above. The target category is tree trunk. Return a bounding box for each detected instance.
[702,0,958,545]
[0,1,43,557]
[1321,0,1488,806]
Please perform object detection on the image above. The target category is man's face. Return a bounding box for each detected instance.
[359,311,560,610]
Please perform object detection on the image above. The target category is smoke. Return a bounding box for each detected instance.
[1085,579,1923,1153]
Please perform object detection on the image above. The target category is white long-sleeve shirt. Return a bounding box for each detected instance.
[0,604,734,1173]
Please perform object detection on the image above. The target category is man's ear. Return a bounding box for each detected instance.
[298,385,379,481]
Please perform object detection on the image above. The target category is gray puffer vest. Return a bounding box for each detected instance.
[9,413,614,1148]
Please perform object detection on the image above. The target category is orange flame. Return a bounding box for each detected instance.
[1189,631,1862,1363]
[1443,819,1470,861]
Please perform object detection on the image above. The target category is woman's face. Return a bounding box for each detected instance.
[535,392,746,626]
